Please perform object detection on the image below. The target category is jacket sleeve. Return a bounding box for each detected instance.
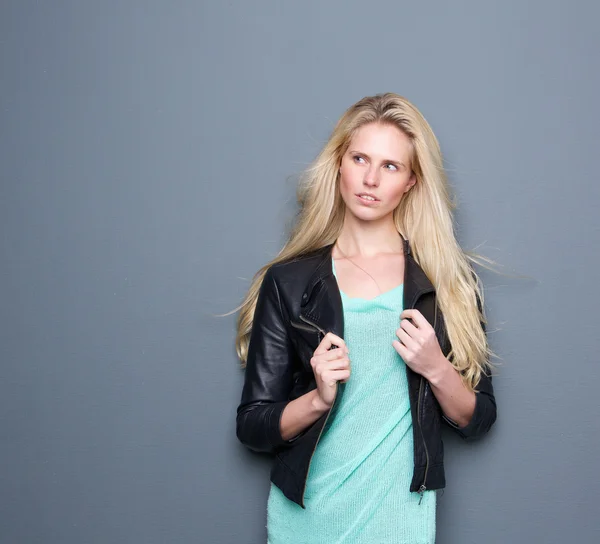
[236,266,297,453]
[442,291,497,441]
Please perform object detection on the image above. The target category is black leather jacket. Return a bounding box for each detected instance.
[236,235,497,509]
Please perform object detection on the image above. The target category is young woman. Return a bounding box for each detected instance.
[234,93,498,544]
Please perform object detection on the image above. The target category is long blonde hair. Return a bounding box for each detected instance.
[233,92,497,391]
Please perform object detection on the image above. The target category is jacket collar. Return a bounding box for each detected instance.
[298,233,436,338]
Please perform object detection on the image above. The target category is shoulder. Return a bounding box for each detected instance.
[267,246,329,284]
[261,246,330,312]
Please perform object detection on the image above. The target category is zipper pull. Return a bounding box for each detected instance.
[418,484,427,505]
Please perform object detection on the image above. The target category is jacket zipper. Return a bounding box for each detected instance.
[417,291,437,505]
[296,314,339,509]
[290,319,320,334]
[417,376,429,505]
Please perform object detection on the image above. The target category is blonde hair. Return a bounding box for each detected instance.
[233,92,497,391]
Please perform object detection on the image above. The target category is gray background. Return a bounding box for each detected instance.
[1,1,598,543]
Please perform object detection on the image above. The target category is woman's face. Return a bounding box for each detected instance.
[338,122,416,222]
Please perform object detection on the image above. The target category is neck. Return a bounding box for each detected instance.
[335,211,404,258]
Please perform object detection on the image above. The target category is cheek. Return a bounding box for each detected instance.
[388,186,406,201]
[384,177,412,202]
[338,166,355,193]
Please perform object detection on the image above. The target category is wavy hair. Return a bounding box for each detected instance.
[233,92,497,391]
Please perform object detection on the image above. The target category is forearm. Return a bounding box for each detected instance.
[280,389,330,441]
[426,355,476,428]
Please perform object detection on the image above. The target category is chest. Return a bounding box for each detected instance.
[331,253,405,300]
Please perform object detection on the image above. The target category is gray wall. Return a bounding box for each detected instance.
[1,1,598,543]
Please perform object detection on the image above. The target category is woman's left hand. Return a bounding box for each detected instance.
[392,309,446,380]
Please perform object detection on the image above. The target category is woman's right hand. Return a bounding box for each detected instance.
[310,332,351,410]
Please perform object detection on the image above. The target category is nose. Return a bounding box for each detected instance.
[364,166,380,187]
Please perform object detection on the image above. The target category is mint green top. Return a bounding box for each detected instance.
[266,257,436,544]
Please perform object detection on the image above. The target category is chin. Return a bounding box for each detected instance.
[347,207,388,222]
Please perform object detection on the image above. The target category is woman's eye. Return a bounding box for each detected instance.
[353,155,365,164]
[385,163,398,171]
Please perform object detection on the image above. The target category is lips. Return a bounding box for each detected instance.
[356,193,380,202]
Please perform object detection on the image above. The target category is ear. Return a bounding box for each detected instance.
[406,172,417,192]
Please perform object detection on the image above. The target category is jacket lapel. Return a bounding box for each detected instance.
[402,240,436,309]
[298,244,344,339]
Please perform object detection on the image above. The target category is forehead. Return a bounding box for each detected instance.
[348,123,412,161]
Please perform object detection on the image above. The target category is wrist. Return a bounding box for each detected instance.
[310,389,331,414]
[426,355,453,387]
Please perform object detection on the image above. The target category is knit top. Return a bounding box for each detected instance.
[266,257,436,544]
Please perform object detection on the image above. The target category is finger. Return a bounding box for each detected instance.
[314,353,351,373]
[400,309,429,329]
[323,369,351,386]
[399,316,419,336]
[396,327,417,351]
[321,346,349,361]
[392,339,408,360]
[322,355,351,371]
[314,349,350,368]
[316,332,347,353]
[324,331,347,349]
[311,354,351,368]
[311,351,350,371]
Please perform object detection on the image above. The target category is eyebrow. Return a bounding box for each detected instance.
[349,150,407,169]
